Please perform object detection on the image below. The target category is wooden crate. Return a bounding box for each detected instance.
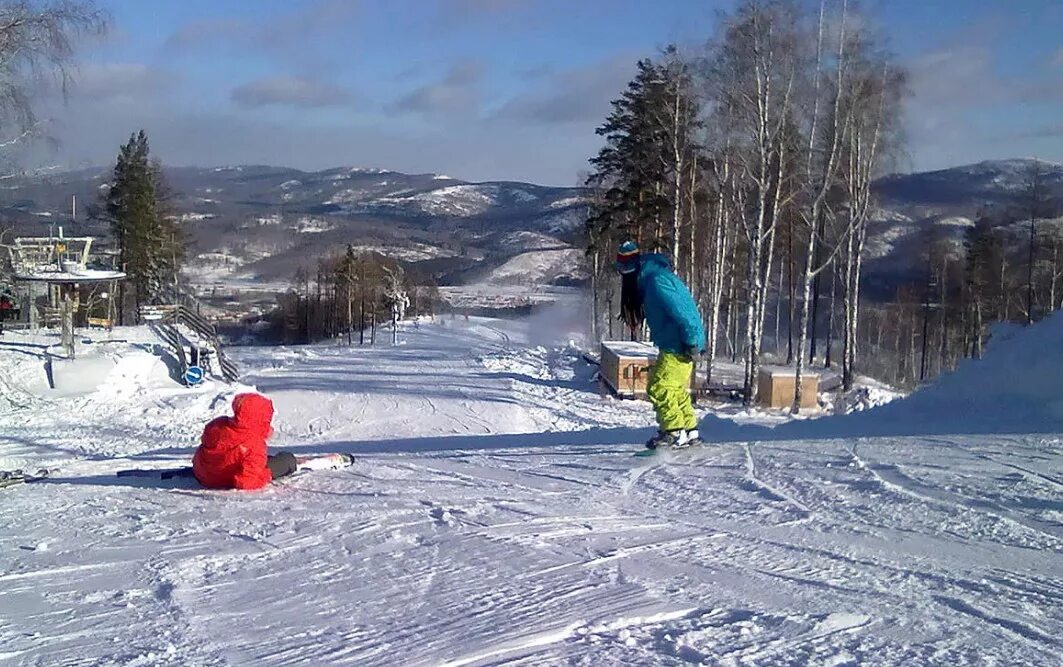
[757,366,819,409]
[600,341,658,398]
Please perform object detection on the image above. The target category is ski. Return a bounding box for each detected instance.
[115,453,355,481]
[0,468,54,489]
[116,467,195,479]
[293,453,355,471]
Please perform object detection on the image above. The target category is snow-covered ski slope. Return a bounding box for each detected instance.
[0,315,1060,666]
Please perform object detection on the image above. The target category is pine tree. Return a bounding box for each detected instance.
[585,49,702,341]
[103,130,184,321]
[587,58,670,249]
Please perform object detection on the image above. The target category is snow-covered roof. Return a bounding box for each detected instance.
[601,341,658,358]
[14,268,126,283]
[759,365,820,378]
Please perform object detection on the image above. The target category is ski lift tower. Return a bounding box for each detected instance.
[4,228,125,358]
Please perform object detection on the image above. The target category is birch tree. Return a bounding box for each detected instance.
[836,33,906,390]
[707,0,803,403]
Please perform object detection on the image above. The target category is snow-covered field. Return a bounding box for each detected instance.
[0,314,1060,666]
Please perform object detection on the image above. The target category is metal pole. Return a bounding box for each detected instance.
[61,287,75,359]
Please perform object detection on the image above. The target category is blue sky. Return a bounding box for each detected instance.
[36,0,1063,184]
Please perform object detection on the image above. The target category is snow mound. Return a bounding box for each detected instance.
[484,249,587,286]
[738,314,1063,440]
[830,380,905,415]
[856,317,1063,433]
[699,313,1063,441]
[0,329,246,471]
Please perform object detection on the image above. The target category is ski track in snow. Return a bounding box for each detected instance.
[0,318,1061,665]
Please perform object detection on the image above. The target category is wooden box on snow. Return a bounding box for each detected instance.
[757,366,819,409]
[600,341,657,398]
[599,341,696,398]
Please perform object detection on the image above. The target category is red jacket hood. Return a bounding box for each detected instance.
[230,393,274,438]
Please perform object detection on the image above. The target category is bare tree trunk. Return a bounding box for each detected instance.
[793,220,819,410]
[787,214,795,363]
[1027,213,1036,324]
[671,92,684,270]
[346,281,353,346]
[793,0,850,413]
[1051,240,1058,312]
[359,263,366,345]
[590,250,600,342]
[728,271,739,363]
[825,259,836,368]
[919,259,931,382]
[809,243,822,364]
[687,153,698,287]
[939,255,949,373]
[998,252,1007,322]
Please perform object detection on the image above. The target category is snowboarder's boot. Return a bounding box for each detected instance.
[645,429,687,451]
[679,429,702,448]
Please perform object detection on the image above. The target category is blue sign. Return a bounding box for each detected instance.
[184,365,205,386]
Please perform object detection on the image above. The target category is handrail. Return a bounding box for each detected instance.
[146,300,239,383]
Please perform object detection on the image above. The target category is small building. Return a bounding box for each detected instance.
[3,232,124,358]
[757,366,820,410]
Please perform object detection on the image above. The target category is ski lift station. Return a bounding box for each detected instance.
[2,228,125,358]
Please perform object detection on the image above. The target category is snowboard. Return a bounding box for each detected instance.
[116,453,355,480]
[633,441,706,457]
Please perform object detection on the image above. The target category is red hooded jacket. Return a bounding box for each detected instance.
[193,393,275,490]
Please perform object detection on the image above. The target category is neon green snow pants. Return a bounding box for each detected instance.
[647,351,697,432]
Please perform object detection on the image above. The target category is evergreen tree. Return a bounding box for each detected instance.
[586,57,670,250]
[103,130,184,321]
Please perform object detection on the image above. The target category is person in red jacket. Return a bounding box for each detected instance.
[0,294,12,335]
[192,393,297,490]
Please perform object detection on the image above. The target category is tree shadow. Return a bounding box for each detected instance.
[0,340,50,358]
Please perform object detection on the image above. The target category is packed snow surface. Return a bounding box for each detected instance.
[0,314,1060,666]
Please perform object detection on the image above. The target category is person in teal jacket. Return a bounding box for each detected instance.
[616,240,706,450]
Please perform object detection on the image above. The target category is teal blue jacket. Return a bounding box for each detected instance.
[637,254,706,354]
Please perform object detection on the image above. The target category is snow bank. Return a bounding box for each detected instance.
[705,313,1063,441]
[853,316,1063,434]
[0,328,248,471]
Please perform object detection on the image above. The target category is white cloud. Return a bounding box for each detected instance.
[391,61,486,116]
[493,56,634,125]
[164,0,358,67]
[231,76,352,109]
[1052,47,1063,69]
[71,63,177,102]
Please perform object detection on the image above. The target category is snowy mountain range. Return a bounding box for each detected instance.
[1,158,1060,299]
[0,165,590,292]
[861,158,1063,296]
